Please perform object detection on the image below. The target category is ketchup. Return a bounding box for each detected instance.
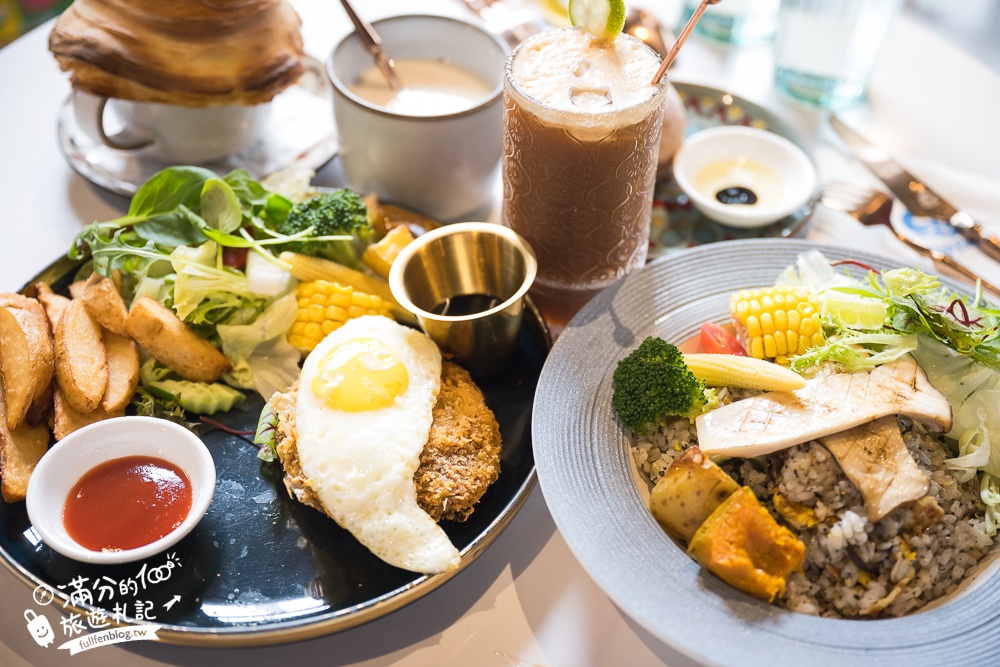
[63,456,193,552]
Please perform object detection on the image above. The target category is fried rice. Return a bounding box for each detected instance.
[630,387,996,618]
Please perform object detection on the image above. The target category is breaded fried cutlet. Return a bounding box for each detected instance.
[417,362,501,521]
[271,360,502,523]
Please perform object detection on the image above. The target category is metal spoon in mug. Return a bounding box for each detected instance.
[336,0,401,91]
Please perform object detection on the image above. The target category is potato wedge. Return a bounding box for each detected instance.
[53,389,124,441]
[35,282,71,333]
[126,296,231,382]
[25,383,53,429]
[55,299,108,413]
[68,280,86,300]
[101,331,139,412]
[0,422,49,503]
[83,273,129,336]
[0,295,54,430]
[0,381,49,503]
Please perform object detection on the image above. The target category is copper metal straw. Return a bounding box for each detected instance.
[337,0,402,91]
[651,0,721,84]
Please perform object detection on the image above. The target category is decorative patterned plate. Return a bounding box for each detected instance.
[0,254,550,646]
[649,83,820,258]
[533,239,999,667]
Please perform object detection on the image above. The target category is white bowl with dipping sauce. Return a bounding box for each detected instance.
[327,14,507,222]
[26,416,215,564]
[672,125,818,228]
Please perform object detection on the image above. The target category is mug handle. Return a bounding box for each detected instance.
[71,90,154,151]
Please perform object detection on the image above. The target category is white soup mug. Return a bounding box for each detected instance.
[327,14,507,222]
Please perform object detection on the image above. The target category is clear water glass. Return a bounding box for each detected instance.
[682,0,780,46]
[774,0,903,109]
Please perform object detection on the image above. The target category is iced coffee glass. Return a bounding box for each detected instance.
[501,27,666,326]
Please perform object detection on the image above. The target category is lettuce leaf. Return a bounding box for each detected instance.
[217,293,300,400]
[170,242,266,326]
[913,336,1000,534]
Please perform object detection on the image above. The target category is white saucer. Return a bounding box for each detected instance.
[56,56,339,197]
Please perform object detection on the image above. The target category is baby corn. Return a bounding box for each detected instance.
[730,286,824,363]
[683,353,806,391]
[279,251,416,325]
[287,280,392,353]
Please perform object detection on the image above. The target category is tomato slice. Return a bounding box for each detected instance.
[700,322,746,356]
[222,247,248,270]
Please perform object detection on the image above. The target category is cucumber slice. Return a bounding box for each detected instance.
[147,379,245,415]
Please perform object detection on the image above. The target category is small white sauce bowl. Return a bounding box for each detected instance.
[672,125,818,228]
[26,416,215,564]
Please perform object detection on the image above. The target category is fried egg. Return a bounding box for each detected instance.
[294,315,460,573]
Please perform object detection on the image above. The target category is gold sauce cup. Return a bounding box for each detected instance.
[388,222,536,376]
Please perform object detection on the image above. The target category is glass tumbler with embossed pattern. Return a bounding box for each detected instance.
[501,27,667,327]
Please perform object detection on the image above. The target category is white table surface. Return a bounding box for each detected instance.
[2,1,1000,665]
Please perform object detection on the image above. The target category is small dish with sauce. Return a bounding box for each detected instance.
[672,125,818,228]
[389,222,537,377]
[26,416,215,564]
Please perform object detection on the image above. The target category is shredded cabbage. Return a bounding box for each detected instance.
[776,249,862,293]
[913,336,1000,534]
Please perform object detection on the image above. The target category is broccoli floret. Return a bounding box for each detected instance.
[275,189,373,267]
[612,336,709,435]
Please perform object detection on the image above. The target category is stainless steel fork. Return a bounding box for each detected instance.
[820,183,1000,296]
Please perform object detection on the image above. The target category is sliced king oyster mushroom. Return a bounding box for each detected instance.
[696,355,952,459]
[818,416,930,522]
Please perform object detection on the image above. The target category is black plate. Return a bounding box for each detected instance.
[1,255,550,646]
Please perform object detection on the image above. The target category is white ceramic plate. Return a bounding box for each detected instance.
[532,238,1000,667]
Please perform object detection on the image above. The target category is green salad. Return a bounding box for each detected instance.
[68,165,377,426]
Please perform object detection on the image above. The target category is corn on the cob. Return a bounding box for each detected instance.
[729,287,824,363]
[279,251,417,325]
[682,353,806,391]
[287,280,393,352]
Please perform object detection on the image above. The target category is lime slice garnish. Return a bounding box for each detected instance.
[568,0,626,41]
[822,293,886,330]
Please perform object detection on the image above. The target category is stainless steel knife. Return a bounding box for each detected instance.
[830,115,1000,262]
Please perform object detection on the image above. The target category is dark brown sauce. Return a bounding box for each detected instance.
[431,293,502,317]
[716,186,758,205]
